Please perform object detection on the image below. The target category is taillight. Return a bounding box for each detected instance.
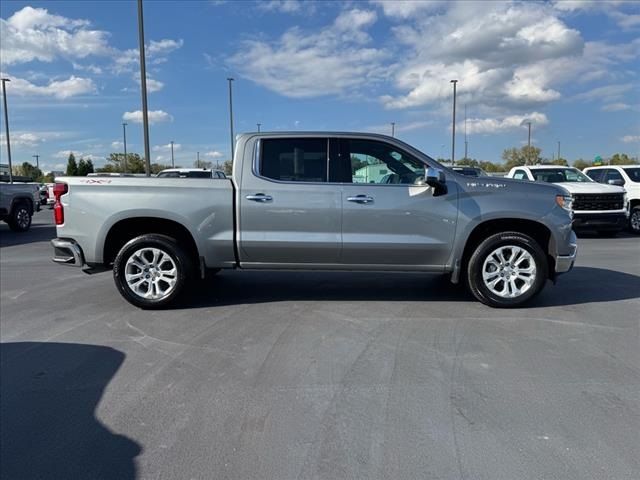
[53,182,68,225]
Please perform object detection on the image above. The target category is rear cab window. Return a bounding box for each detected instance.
[259,138,328,182]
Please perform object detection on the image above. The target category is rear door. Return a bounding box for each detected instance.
[336,138,458,268]
[238,137,341,265]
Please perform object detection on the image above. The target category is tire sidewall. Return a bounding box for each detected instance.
[629,207,640,235]
[9,203,32,232]
[113,234,192,309]
[467,232,548,308]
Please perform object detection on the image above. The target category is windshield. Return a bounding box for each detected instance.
[531,168,592,183]
[623,168,640,183]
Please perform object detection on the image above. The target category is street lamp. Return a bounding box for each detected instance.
[227,77,235,161]
[557,140,561,160]
[450,79,458,166]
[137,0,151,176]
[391,122,395,137]
[196,151,200,168]
[170,140,175,167]
[257,123,261,132]
[1,77,13,183]
[32,154,39,169]
[122,123,128,173]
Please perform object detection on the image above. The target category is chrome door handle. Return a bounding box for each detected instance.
[347,195,374,204]
[246,193,273,202]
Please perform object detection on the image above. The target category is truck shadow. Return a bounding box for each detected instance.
[0,342,141,480]
[0,223,56,247]
[185,266,639,308]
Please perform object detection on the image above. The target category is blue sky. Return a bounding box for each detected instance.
[1,0,639,172]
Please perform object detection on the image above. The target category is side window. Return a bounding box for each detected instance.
[345,139,424,185]
[604,169,624,185]
[585,169,604,182]
[513,169,527,180]
[260,138,327,182]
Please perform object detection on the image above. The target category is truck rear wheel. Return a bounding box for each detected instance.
[466,231,548,308]
[628,206,640,235]
[113,234,193,309]
[8,202,32,232]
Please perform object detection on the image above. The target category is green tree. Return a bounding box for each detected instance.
[43,173,56,183]
[86,159,94,174]
[573,159,591,170]
[98,153,146,173]
[501,145,541,169]
[547,157,568,166]
[478,161,504,173]
[609,153,638,165]
[66,153,78,176]
[456,157,479,167]
[222,160,233,175]
[77,158,88,176]
[151,163,171,174]
[12,162,43,181]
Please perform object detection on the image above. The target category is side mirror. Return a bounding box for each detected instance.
[607,179,624,186]
[425,167,447,196]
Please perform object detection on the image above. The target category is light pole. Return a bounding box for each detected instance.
[137,0,151,176]
[197,151,200,168]
[122,122,128,173]
[257,123,261,132]
[227,77,235,162]
[391,122,395,137]
[464,104,468,160]
[1,78,13,183]
[525,121,532,147]
[32,154,39,169]
[557,140,561,161]
[170,140,174,167]
[450,79,458,165]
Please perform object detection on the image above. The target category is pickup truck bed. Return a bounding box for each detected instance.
[51,132,577,308]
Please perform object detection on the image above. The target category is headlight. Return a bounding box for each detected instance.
[556,194,573,212]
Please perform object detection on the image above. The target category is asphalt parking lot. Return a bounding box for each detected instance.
[1,210,639,480]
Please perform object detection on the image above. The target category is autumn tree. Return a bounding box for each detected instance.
[66,153,78,176]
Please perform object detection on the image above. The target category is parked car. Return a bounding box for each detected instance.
[51,132,577,308]
[583,165,640,235]
[451,166,488,177]
[0,182,41,231]
[506,165,628,236]
[157,168,227,179]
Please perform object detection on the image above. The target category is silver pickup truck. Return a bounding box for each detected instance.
[51,132,577,308]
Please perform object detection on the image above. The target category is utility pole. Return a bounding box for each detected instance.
[137,0,151,176]
[450,79,458,165]
[197,151,200,168]
[464,104,468,160]
[391,122,395,137]
[122,123,128,173]
[557,140,561,160]
[227,78,235,162]
[32,154,39,169]
[170,140,174,167]
[526,121,532,147]
[257,123,261,132]
[1,78,13,183]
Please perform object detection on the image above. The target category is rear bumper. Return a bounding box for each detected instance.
[51,238,85,267]
[572,212,627,230]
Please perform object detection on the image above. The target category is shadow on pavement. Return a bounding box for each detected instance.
[183,266,639,309]
[0,342,141,480]
[0,223,56,247]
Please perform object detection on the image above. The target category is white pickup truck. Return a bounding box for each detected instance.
[51,132,577,309]
[506,165,628,236]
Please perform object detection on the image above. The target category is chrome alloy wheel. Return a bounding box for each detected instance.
[631,210,640,233]
[16,207,30,229]
[482,245,537,299]
[124,247,178,300]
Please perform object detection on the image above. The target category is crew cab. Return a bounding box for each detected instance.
[51,133,577,308]
[0,182,40,231]
[506,165,628,236]
[583,165,640,235]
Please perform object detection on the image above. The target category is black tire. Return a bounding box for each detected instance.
[466,231,548,308]
[628,206,640,235]
[113,234,194,309]
[7,202,32,232]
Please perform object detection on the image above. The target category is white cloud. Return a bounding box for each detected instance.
[147,38,184,56]
[205,150,224,158]
[0,6,112,66]
[370,0,443,19]
[0,74,96,99]
[258,0,305,14]
[621,135,640,143]
[0,132,43,147]
[122,110,173,124]
[365,120,433,135]
[114,38,183,73]
[228,9,387,98]
[601,102,631,112]
[111,141,123,149]
[53,150,99,161]
[133,73,164,92]
[574,83,633,102]
[461,112,549,135]
[153,143,181,152]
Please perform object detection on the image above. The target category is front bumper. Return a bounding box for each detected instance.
[51,238,85,267]
[555,230,577,274]
[572,212,627,230]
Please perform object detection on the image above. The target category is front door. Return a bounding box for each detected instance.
[337,138,458,268]
[238,137,341,266]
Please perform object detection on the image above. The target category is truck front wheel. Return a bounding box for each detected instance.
[113,234,193,309]
[466,231,548,308]
[8,202,32,232]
